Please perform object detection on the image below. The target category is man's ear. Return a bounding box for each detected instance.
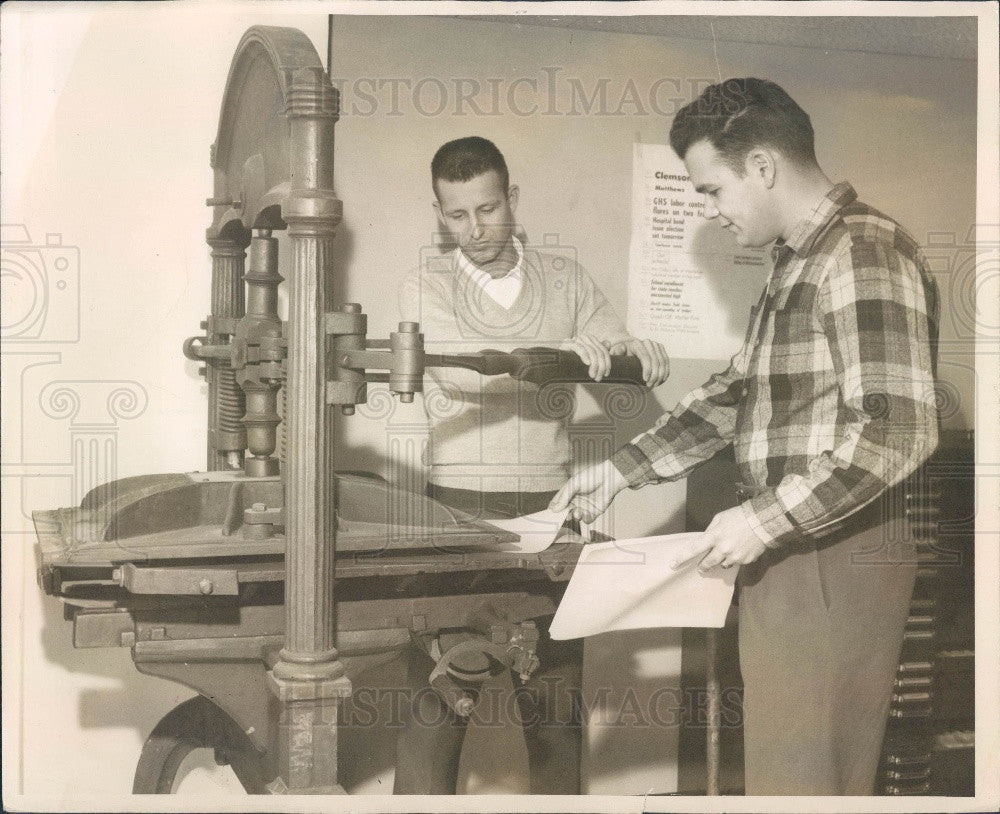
[506,184,520,215]
[746,149,777,189]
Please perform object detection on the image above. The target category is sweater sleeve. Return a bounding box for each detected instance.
[571,264,632,345]
[398,266,454,352]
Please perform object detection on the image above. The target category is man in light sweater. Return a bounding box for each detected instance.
[391,136,668,794]
[400,135,669,519]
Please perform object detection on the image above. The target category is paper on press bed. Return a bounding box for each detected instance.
[485,508,588,553]
[548,532,737,639]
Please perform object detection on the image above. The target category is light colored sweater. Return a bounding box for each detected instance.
[399,245,630,492]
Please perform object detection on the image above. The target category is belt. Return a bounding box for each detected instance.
[735,482,769,502]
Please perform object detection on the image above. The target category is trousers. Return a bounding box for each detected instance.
[736,495,917,795]
[392,484,583,794]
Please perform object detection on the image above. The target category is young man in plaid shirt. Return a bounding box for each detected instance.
[551,78,940,795]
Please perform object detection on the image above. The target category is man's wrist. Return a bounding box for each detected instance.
[602,457,629,495]
[610,444,656,489]
[742,490,798,548]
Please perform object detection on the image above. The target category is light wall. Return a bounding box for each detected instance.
[1,6,977,806]
[327,15,977,795]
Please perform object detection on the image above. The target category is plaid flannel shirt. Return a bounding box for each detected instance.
[612,183,940,548]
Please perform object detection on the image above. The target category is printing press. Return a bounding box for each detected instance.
[32,25,649,795]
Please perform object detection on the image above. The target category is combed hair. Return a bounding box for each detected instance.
[669,78,817,173]
[431,136,509,196]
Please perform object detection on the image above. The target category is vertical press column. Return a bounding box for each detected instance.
[267,64,351,795]
[277,232,337,663]
[206,235,249,470]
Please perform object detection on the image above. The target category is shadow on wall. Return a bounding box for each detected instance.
[326,197,357,309]
[39,592,187,739]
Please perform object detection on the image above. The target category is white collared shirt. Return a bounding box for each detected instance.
[456,235,524,309]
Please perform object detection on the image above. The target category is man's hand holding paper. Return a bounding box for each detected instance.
[666,505,770,572]
[693,504,769,571]
[550,460,770,572]
[548,459,628,524]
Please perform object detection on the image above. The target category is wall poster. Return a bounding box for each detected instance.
[627,142,770,361]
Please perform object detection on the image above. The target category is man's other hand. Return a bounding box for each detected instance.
[668,505,769,573]
[564,335,613,381]
[608,338,670,387]
[549,459,628,523]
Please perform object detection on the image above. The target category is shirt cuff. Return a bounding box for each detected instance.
[611,443,659,489]
[740,490,800,549]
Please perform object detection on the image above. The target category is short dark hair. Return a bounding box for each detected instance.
[669,78,817,174]
[431,136,509,198]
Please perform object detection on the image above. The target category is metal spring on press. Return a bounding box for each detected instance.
[277,384,287,463]
[218,367,246,435]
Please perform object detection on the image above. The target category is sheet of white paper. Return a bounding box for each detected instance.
[487,508,586,553]
[548,532,737,639]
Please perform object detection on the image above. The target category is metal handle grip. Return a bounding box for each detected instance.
[425,347,648,386]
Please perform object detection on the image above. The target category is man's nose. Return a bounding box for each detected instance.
[703,197,719,219]
[470,217,485,239]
